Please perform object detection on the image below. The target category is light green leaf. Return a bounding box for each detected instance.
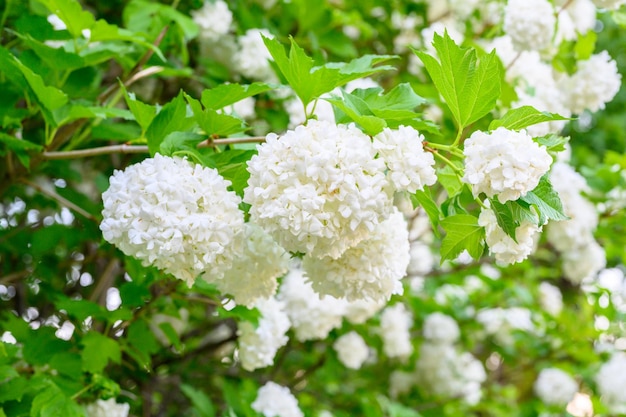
[186,93,246,137]
[411,189,441,237]
[489,106,571,132]
[35,0,95,39]
[123,89,157,135]
[489,198,519,241]
[520,176,568,225]
[201,83,273,110]
[145,92,191,156]
[158,322,183,351]
[124,320,160,369]
[325,91,386,135]
[159,131,205,157]
[89,20,166,62]
[533,134,569,153]
[440,214,485,262]
[437,165,463,197]
[181,385,216,417]
[30,383,85,417]
[575,30,597,60]
[81,332,121,374]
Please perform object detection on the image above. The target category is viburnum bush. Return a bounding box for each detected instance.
[1,0,626,416]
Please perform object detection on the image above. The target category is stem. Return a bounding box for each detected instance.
[451,127,464,148]
[19,178,98,222]
[505,51,522,72]
[71,382,95,400]
[430,149,463,176]
[426,141,464,157]
[0,0,15,41]
[557,0,574,14]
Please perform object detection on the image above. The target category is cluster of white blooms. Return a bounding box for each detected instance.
[595,353,626,413]
[422,312,460,344]
[478,203,542,265]
[344,298,386,325]
[373,126,437,194]
[302,208,410,302]
[84,399,129,417]
[191,0,232,42]
[277,267,346,341]
[503,0,555,52]
[416,343,486,405]
[476,307,534,345]
[534,368,578,406]
[462,128,552,203]
[100,155,244,286]
[594,268,626,311]
[379,303,413,360]
[559,51,622,114]
[556,0,596,41]
[333,331,370,369]
[245,120,393,260]
[232,29,277,82]
[216,224,290,307]
[237,298,290,371]
[538,282,564,316]
[562,241,607,284]
[251,382,304,417]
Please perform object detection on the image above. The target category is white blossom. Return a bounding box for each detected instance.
[333,331,370,369]
[252,382,304,417]
[191,0,232,41]
[238,298,290,371]
[216,224,291,308]
[463,128,552,203]
[562,240,606,284]
[85,399,129,417]
[423,313,460,344]
[596,353,626,413]
[379,303,413,360]
[373,126,437,193]
[100,155,244,286]
[302,208,409,302]
[245,120,393,259]
[534,368,578,406]
[504,0,556,52]
[538,282,563,316]
[343,298,386,325]
[232,29,277,82]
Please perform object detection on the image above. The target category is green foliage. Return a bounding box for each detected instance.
[440,214,485,262]
[489,106,570,132]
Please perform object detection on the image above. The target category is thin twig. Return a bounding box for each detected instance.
[0,270,29,285]
[197,136,266,148]
[19,179,98,222]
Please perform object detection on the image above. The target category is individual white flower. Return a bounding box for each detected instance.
[423,312,460,344]
[100,155,244,286]
[277,267,346,341]
[538,282,563,316]
[302,208,409,302]
[252,382,304,417]
[591,0,626,9]
[379,303,414,360]
[333,331,370,369]
[373,126,437,194]
[559,51,622,114]
[85,399,130,417]
[191,0,232,42]
[479,203,542,265]
[343,298,386,325]
[534,368,578,406]
[562,240,606,284]
[232,29,277,82]
[245,120,393,259]
[504,0,556,52]
[216,224,290,308]
[463,128,552,203]
[596,353,626,413]
[237,298,290,371]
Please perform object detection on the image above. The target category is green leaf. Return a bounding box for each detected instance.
[533,134,569,153]
[574,30,597,60]
[415,31,501,128]
[54,297,106,322]
[30,383,85,417]
[489,106,571,132]
[145,92,190,156]
[81,332,121,374]
[122,87,157,135]
[181,385,216,417]
[411,189,441,237]
[201,83,273,110]
[119,281,151,308]
[23,328,70,366]
[0,376,28,402]
[159,131,205,157]
[35,0,95,39]
[489,198,520,241]
[440,214,485,262]
[519,176,568,225]
[437,165,463,197]
[124,320,160,369]
[217,305,261,327]
[0,132,43,168]
[89,19,166,63]
[325,91,386,135]
[186,93,246,137]
[10,32,85,70]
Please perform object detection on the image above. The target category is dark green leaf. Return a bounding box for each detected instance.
[119,281,151,308]
[201,83,273,110]
[440,214,485,262]
[145,92,191,156]
[124,320,160,369]
[181,385,216,417]
[35,0,95,39]
[158,322,182,351]
[519,176,568,225]
[30,383,85,417]
[489,198,519,241]
[81,332,121,374]
[489,106,571,132]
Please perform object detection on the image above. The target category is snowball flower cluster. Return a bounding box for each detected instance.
[595,353,626,413]
[476,307,534,345]
[302,208,409,302]
[85,398,129,417]
[504,0,556,52]
[479,202,542,265]
[252,382,304,417]
[373,126,437,193]
[534,368,578,406]
[232,29,276,82]
[379,303,414,360]
[333,331,370,369]
[538,282,563,316]
[191,0,232,42]
[423,312,460,344]
[100,155,244,286]
[216,224,290,307]
[245,119,392,260]
[463,127,552,203]
[237,298,290,371]
[559,51,622,114]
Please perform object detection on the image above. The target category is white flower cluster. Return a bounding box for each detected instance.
[373,126,437,194]
[251,382,304,417]
[538,282,563,316]
[233,29,277,82]
[478,202,541,265]
[100,155,244,286]
[379,303,414,360]
[85,399,129,417]
[463,127,552,203]
[476,307,534,346]
[534,368,578,406]
[423,312,460,344]
[237,298,290,371]
[303,208,410,302]
[503,0,555,52]
[595,353,626,413]
[559,51,622,114]
[216,224,290,307]
[191,0,232,42]
[245,120,393,260]
[333,331,370,370]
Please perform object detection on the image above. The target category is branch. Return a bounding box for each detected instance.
[19,178,98,222]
